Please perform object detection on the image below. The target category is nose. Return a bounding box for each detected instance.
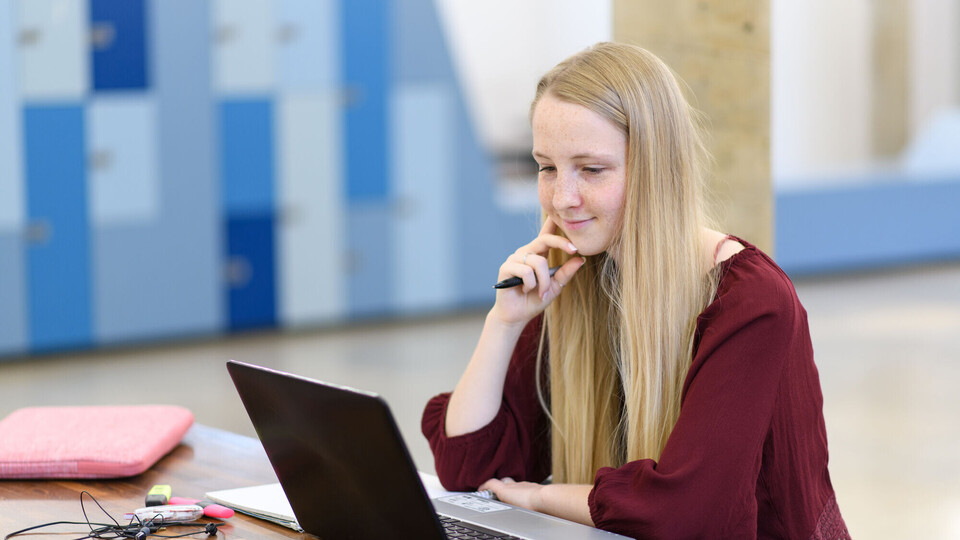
[552,171,582,210]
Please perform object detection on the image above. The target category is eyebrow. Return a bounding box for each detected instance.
[532,150,619,161]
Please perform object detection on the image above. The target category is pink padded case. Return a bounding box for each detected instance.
[0,405,194,479]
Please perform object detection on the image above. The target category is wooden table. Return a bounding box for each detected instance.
[0,425,310,539]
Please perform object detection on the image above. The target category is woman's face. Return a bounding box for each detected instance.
[533,94,627,257]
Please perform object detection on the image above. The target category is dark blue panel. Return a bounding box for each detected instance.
[23,105,92,351]
[343,0,389,201]
[226,215,277,330]
[220,99,275,215]
[91,0,149,91]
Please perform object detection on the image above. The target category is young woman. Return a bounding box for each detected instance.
[422,42,849,539]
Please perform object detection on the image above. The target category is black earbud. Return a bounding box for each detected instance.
[204,523,219,535]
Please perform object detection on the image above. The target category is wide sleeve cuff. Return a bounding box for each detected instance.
[421,392,513,491]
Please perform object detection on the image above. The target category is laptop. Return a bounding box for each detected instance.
[226,360,628,540]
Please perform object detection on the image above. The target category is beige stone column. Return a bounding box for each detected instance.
[613,0,772,253]
[872,0,909,157]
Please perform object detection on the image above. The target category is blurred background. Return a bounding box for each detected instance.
[1,0,959,538]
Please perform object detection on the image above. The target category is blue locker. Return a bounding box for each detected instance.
[226,215,277,330]
[23,105,93,351]
[0,233,27,357]
[211,0,276,93]
[119,0,222,338]
[16,0,88,99]
[90,0,149,91]
[347,202,393,317]
[220,99,275,215]
[343,0,389,202]
[277,0,339,90]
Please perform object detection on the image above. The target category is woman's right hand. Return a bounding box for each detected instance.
[491,218,586,326]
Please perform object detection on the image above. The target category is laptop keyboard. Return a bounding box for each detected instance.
[438,514,521,539]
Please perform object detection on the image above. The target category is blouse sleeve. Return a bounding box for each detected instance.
[421,316,551,492]
[588,251,810,538]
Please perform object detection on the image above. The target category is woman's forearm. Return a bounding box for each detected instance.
[444,309,527,436]
[536,483,595,527]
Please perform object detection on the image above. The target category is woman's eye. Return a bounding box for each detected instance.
[583,167,604,175]
[538,166,555,173]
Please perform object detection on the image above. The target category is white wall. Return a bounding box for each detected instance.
[910,0,960,136]
[435,0,959,186]
[433,0,612,155]
[771,0,873,184]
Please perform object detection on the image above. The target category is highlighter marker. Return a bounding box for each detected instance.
[145,484,171,507]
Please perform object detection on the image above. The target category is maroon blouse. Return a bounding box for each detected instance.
[422,241,850,539]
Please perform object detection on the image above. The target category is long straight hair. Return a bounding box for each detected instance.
[532,43,720,483]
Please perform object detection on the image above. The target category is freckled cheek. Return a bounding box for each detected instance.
[537,183,553,211]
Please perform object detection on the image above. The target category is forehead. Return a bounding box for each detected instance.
[531,95,625,159]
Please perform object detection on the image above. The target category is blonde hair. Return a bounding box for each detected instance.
[532,42,719,483]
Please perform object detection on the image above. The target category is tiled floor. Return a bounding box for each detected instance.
[2,261,959,538]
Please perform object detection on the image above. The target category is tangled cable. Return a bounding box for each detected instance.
[4,491,223,540]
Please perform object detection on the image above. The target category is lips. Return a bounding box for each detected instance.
[561,218,594,231]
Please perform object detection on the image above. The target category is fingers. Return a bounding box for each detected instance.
[478,477,515,493]
[525,233,578,258]
[552,256,587,289]
[499,259,539,293]
[539,217,558,236]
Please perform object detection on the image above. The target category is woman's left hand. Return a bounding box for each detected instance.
[478,477,543,511]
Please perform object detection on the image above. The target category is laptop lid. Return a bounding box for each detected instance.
[227,360,629,540]
[226,360,446,539]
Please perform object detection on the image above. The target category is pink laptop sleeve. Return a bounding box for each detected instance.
[0,405,194,479]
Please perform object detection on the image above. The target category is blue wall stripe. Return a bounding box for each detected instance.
[91,0,149,91]
[23,105,92,351]
[776,177,960,276]
[220,99,275,215]
[343,0,389,202]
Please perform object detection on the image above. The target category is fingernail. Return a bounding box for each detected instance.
[568,243,577,252]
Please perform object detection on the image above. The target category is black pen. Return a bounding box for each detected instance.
[493,266,560,289]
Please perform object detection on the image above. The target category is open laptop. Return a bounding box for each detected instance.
[226,360,628,540]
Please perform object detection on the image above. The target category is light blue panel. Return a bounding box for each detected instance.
[212,0,276,94]
[392,84,455,312]
[0,3,23,233]
[277,95,345,325]
[348,203,394,317]
[16,0,88,100]
[453,102,537,307]
[391,0,454,84]
[88,97,159,226]
[277,0,338,90]
[391,0,535,306]
[776,176,960,276]
[92,0,220,343]
[0,233,27,357]
[24,105,92,351]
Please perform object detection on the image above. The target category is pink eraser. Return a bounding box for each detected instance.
[169,497,234,519]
